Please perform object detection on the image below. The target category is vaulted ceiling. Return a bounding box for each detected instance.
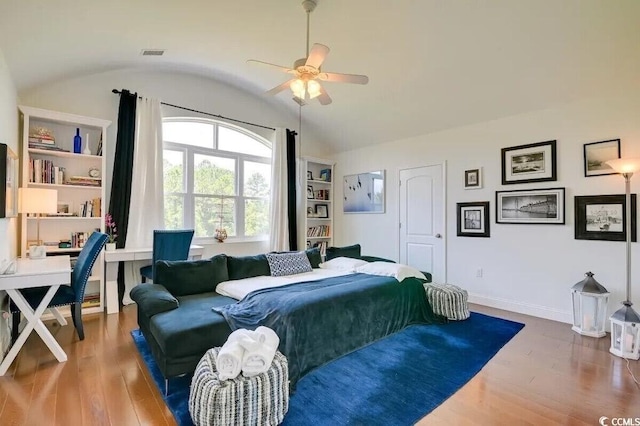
[1,0,638,152]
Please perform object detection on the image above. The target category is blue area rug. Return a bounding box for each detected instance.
[131,312,524,425]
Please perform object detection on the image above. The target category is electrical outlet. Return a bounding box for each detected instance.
[476,268,483,278]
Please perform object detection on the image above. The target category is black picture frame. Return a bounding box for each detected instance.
[307,185,314,199]
[574,194,637,242]
[315,203,329,218]
[583,139,621,177]
[307,171,313,180]
[457,201,490,237]
[464,168,481,189]
[496,187,565,225]
[0,143,18,218]
[501,140,557,185]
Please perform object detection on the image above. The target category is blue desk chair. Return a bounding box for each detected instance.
[12,232,108,342]
[140,229,195,283]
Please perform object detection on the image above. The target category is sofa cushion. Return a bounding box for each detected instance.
[130,283,179,316]
[305,247,322,268]
[360,255,396,263]
[227,254,271,280]
[325,244,362,261]
[155,254,228,296]
[149,292,235,359]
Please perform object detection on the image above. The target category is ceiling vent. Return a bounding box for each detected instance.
[140,49,166,56]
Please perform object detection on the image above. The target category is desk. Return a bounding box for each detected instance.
[0,256,71,375]
[103,245,204,314]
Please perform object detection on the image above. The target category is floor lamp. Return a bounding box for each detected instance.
[18,187,58,259]
[605,157,640,360]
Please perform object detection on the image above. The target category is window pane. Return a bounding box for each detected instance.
[194,154,236,195]
[195,197,236,237]
[245,199,269,237]
[163,121,214,148]
[163,149,184,192]
[164,195,184,229]
[218,126,271,157]
[244,161,271,197]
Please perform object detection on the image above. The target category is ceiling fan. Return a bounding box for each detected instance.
[247,0,369,105]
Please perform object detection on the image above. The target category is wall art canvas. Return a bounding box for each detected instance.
[343,170,385,213]
[496,187,565,224]
[0,143,18,218]
[501,140,557,185]
[583,139,620,177]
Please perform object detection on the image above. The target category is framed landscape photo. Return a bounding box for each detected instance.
[574,194,636,242]
[583,139,620,177]
[496,187,565,224]
[457,201,490,237]
[315,203,329,218]
[501,140,557,185]
[343,170,385,213]
[464,168,482,189]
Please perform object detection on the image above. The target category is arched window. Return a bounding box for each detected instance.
[162,118,271,241]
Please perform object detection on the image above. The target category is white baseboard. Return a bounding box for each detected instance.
[468,292,572,324]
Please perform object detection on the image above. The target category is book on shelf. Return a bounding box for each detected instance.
[29,137,56,145]
[307,225,331,237]
[29,159,65,184]
[78,198,101,217]
[29,143,68,152]
[67,176,101,186]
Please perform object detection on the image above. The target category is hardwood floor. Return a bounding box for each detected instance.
[0,304,638,425]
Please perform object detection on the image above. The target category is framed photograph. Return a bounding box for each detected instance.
[0,143,18,218]
[307,171,313,180]
[574,194,637,242]
[56,201,73,216]
[457,202,490,237]
[496,187,565,224]
[307,185,314,199]
[306,206,314,217]
[343,170,385,213]
[464,168,482,189]
[315,203,329,218]
[501,140,557,185]
[583,139,620,177]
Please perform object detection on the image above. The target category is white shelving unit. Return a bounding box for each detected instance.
[19,105,111,315]
[302,157,334,257]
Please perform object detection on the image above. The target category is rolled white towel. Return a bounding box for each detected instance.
[241,326,280,377]
[216,329,254,380]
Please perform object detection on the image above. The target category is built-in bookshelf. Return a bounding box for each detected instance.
[19,105,111,315]
[302,157,334,257]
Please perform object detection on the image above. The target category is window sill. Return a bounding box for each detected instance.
[195,236,269,245]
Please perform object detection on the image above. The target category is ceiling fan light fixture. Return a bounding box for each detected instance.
[307,80,321,99]
[291,79,306,99]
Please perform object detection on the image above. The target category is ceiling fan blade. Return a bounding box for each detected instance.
[318,72,369,84]
[266,79,295,96]
[317,86,332,105]
[247,59,294,74]
[305,44,330,69]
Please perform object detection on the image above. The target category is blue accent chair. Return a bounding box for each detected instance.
[140,229,195,283]
[12,231,108,342]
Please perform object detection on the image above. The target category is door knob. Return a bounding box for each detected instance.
[435,234,442,238]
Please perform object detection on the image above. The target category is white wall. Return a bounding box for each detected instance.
[19,68,328,256]
[332,90,640,323]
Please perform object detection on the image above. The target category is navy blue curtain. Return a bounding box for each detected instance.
[109,89,136,304]
[286,129,298,250]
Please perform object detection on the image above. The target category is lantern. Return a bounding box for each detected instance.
[609,303,640,359]
[571,272,609,337]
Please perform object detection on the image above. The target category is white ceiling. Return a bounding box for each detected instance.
[1,0,639,153]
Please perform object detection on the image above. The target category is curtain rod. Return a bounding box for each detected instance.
[111,89,275,131]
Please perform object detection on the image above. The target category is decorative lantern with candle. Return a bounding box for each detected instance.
[571,272,609,337]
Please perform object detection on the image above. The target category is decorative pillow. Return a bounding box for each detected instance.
[130,284,179,316]
[325,244,362,261]
[360,255,396,263]
[305,247,322,268]
[265,251,313,277]
[355,261,426,282]
[227,254,271,280]
[155,254,228,296]
[319,256,368,272]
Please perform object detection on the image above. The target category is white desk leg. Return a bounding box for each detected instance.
[49,308,68,326]
[104,261,120,315]
[0,287,67,375]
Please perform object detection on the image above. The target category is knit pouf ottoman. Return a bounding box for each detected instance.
[189,347,289,426]
[425,283,470,320]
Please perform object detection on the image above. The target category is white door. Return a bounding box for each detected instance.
[399,164,445,283]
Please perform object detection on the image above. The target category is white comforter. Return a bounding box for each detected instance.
[216,268,352,300]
